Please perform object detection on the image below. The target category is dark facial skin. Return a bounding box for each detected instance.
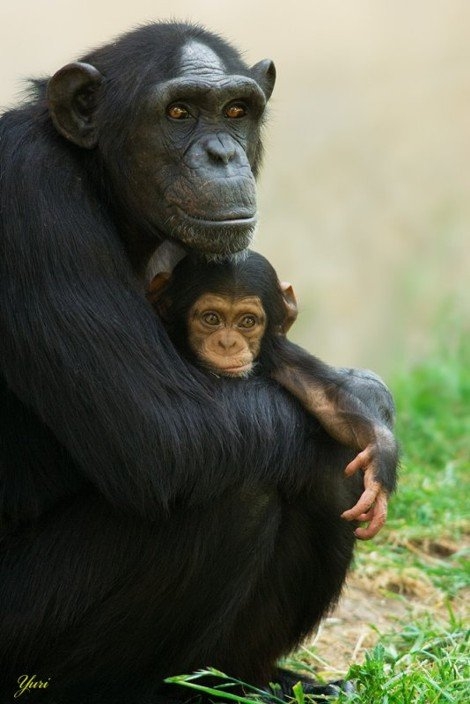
[187,293,266,376]
[125,75,266,256]
[47,48,275,261]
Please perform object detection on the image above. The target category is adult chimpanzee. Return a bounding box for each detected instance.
[0,21,397,704]
[149,250,397,537]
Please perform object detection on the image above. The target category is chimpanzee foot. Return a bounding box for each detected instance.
[270,667,354,700]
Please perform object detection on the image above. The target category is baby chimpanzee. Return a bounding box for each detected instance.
[148,250,398,539]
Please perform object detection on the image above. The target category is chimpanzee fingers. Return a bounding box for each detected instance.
[354,492,388,540]
[356,509,375,522]
[341,486,379,521]
[344,449,370,476]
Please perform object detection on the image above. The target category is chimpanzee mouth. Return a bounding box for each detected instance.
[176,206,257,229]
[167,208,257,255]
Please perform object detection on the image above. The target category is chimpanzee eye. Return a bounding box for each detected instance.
[224,102,247,119]
[202,312,221,326]
[239,315,257,328]
[166,103,192,120]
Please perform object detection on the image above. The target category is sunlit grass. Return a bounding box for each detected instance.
[354,330,470,599]
[337,614,469,703]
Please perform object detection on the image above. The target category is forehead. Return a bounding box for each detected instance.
[191,294,264,312]
[156,41,264,109]
[179,40,227,77]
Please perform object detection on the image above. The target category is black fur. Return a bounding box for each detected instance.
[0,22,395,703]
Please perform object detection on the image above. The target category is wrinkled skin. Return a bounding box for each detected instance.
[47,42,275,262]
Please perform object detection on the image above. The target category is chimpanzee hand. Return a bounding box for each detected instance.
[341,447,389,540]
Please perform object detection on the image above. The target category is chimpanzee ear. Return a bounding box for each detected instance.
[47,62,104,149]
[250,59,276,101]
[146,272,172,317]
[279,281,298,334]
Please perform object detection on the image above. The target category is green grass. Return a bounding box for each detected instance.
[339,331,470,701]
[391,332,469,540]
[355,330,470,597]
[336,619,469,703]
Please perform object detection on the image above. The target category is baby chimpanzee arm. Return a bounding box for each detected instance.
[272,339,398,539]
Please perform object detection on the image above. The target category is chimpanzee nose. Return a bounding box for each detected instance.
[218,331,240,351]
[205,134,236,165]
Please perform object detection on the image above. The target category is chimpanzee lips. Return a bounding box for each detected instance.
[168,206,257,256]
[176,206,257,228]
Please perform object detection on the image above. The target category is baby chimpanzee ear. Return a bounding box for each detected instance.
[146,271,172,318]
[279,281,298,334]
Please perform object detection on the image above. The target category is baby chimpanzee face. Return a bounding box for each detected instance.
[187,293,266,377]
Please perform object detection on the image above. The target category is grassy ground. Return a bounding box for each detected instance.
[169,328,469,702]
[330,329,470,700]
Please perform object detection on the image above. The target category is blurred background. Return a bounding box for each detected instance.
[1,0,468,378]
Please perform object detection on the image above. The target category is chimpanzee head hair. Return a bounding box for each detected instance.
[156,250,286,368]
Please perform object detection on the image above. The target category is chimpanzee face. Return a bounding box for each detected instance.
[187,292,267,377]
[47,39,276,258]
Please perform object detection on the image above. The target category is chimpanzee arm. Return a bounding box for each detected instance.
[0,132,248,518]
[271,338,399,538]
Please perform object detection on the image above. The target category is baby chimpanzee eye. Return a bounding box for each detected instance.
[202,312,221,326]
[239,315,257,328]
